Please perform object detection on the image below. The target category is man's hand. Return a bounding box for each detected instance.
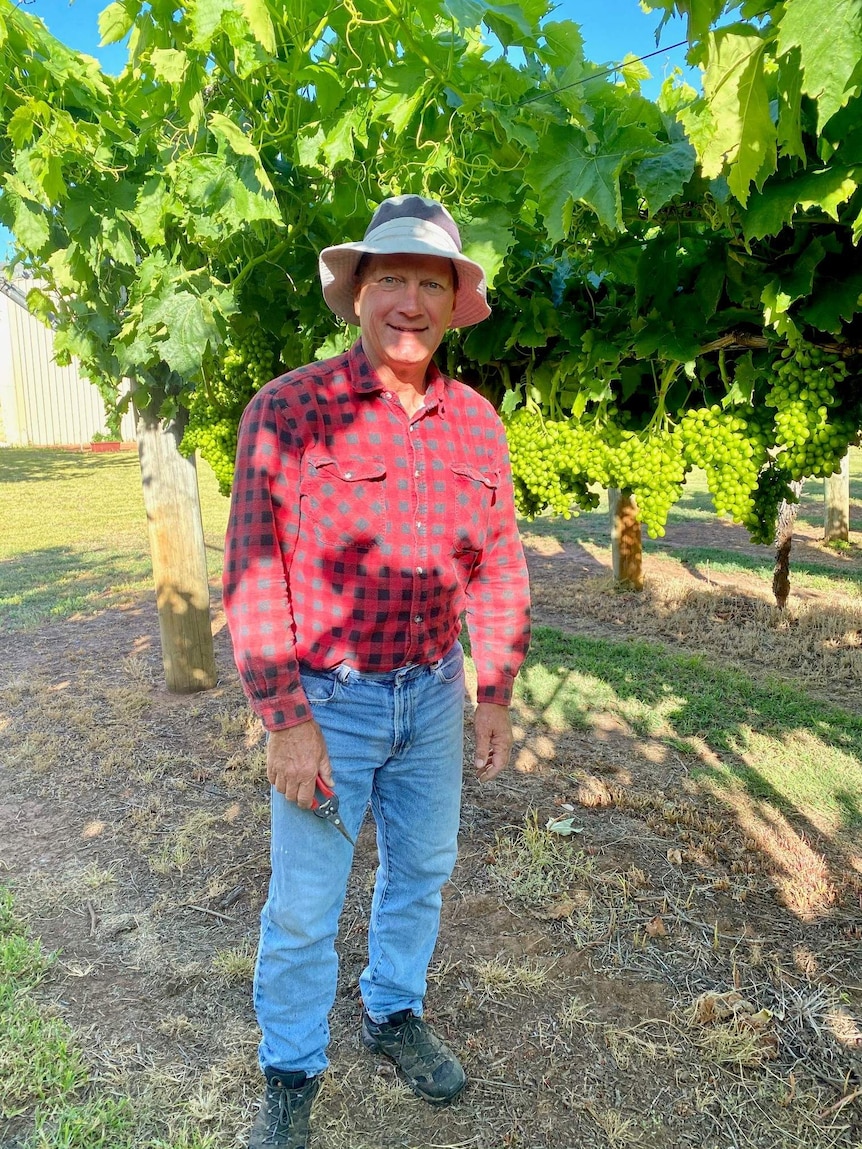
[267,720,331,808]
[473,703,513,783]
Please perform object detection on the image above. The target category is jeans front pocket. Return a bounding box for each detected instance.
[299,666,342,705]
[432,641,465,685]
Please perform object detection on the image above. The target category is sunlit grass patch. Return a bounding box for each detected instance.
[0,449,229,630]
[518,628,862,832]
[490,810,594,905]
[0,886,230,1149]
[211,940,257,986]
[470,956,553,1000]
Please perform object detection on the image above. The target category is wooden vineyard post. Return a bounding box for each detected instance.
[609,488,644,590]
[824,453,850,543]
[137,408,218,693]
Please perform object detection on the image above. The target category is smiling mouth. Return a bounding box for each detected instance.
[388,323,428,333]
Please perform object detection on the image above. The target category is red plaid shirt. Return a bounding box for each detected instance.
[223,341,531,730]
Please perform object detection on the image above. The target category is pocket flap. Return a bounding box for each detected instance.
[451,462,499,489]
[308,454,386,482]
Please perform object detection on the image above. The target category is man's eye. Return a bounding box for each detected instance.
[425,282,447,292]
[380,276,400,286]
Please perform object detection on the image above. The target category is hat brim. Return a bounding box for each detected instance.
[319,238,491,329]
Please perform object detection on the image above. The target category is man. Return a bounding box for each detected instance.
[223,195,531,1149]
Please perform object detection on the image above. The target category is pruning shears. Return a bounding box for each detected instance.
[311,774,355,845]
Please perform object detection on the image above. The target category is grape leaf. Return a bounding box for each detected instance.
[635,138,697,213]
[9,193,50,251]
[642,0,727,42]
[741,168,859,240]
[527,122,655,237]
[132,177,170,246]
[798,265,862,332]
[238,0,276,54]
[777,0,862,132]
[98,1,136,47]
[209,112,261,160]
[149,48,189,85]
[321,114,357,168]
[688,26,777,206]
[776,45,805,161]
[151,290,220,377]
[460,206,516,289]
[188,0,235,50]
[102,217,137,266]
[7,101,48,149]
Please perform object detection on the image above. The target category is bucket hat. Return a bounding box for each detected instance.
[319,195,491,329]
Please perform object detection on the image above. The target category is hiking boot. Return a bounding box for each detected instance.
[361,1009,466,1104]
[248,1072,320,1149]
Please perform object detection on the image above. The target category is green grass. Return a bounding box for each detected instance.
[0,888,218,1149]
[0,448,230,630]
[519,626,862,833]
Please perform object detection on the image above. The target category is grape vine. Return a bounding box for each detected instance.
[505,340,860,544]
[179,328,277,495]
[2,0,861,552]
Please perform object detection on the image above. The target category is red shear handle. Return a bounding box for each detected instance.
[312,774,335,810]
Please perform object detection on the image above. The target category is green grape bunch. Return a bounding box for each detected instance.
[677,404,770,531]
[503,339,860,545]
[504,409,685,538]
[180,329,278,496]
[504,408,607,520]
[766,342,856,483]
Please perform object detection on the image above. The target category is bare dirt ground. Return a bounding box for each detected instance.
[1,512,861,1149]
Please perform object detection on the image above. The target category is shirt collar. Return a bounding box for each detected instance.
[347,339,446,413]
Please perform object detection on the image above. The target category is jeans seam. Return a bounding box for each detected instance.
[366,787,392,993]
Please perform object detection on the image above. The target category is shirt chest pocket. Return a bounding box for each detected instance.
[301,453,388,550]
[451,462,499,553]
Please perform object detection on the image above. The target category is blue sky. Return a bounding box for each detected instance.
[2,1,692,262]
[22,0,691,84]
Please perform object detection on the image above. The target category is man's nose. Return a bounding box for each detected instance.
[397,279,422,312]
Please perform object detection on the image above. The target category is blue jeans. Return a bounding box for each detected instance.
[254,640,466,1076]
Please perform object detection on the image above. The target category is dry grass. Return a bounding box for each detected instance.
[529,566,862,707]
[3,460,862,1149]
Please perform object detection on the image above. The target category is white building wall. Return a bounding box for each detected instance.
[0,279,136,446]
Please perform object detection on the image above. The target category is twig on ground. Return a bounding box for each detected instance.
[186,903,236,923]
[818,1086,862,1120]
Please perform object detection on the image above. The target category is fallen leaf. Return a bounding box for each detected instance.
[546,816,584,836]
[544,898,577,920]
[691,990,758,1025]
[666,848,683,865]
[645,915,667,938]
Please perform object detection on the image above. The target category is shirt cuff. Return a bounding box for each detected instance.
[253,690,312,731]
[476,675,515,707]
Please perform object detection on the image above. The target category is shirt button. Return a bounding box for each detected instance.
[344,471,352,478]
[416,566,423,574]
[414,615,423,623]
[414,469,420,477]
[416,522,422,530]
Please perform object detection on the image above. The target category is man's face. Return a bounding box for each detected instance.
[353,254,455,378]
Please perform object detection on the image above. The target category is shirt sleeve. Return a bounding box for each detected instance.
[222,382,311,730]
[464,414,532,706]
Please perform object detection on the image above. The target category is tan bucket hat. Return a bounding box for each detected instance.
[318,195,491,329]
